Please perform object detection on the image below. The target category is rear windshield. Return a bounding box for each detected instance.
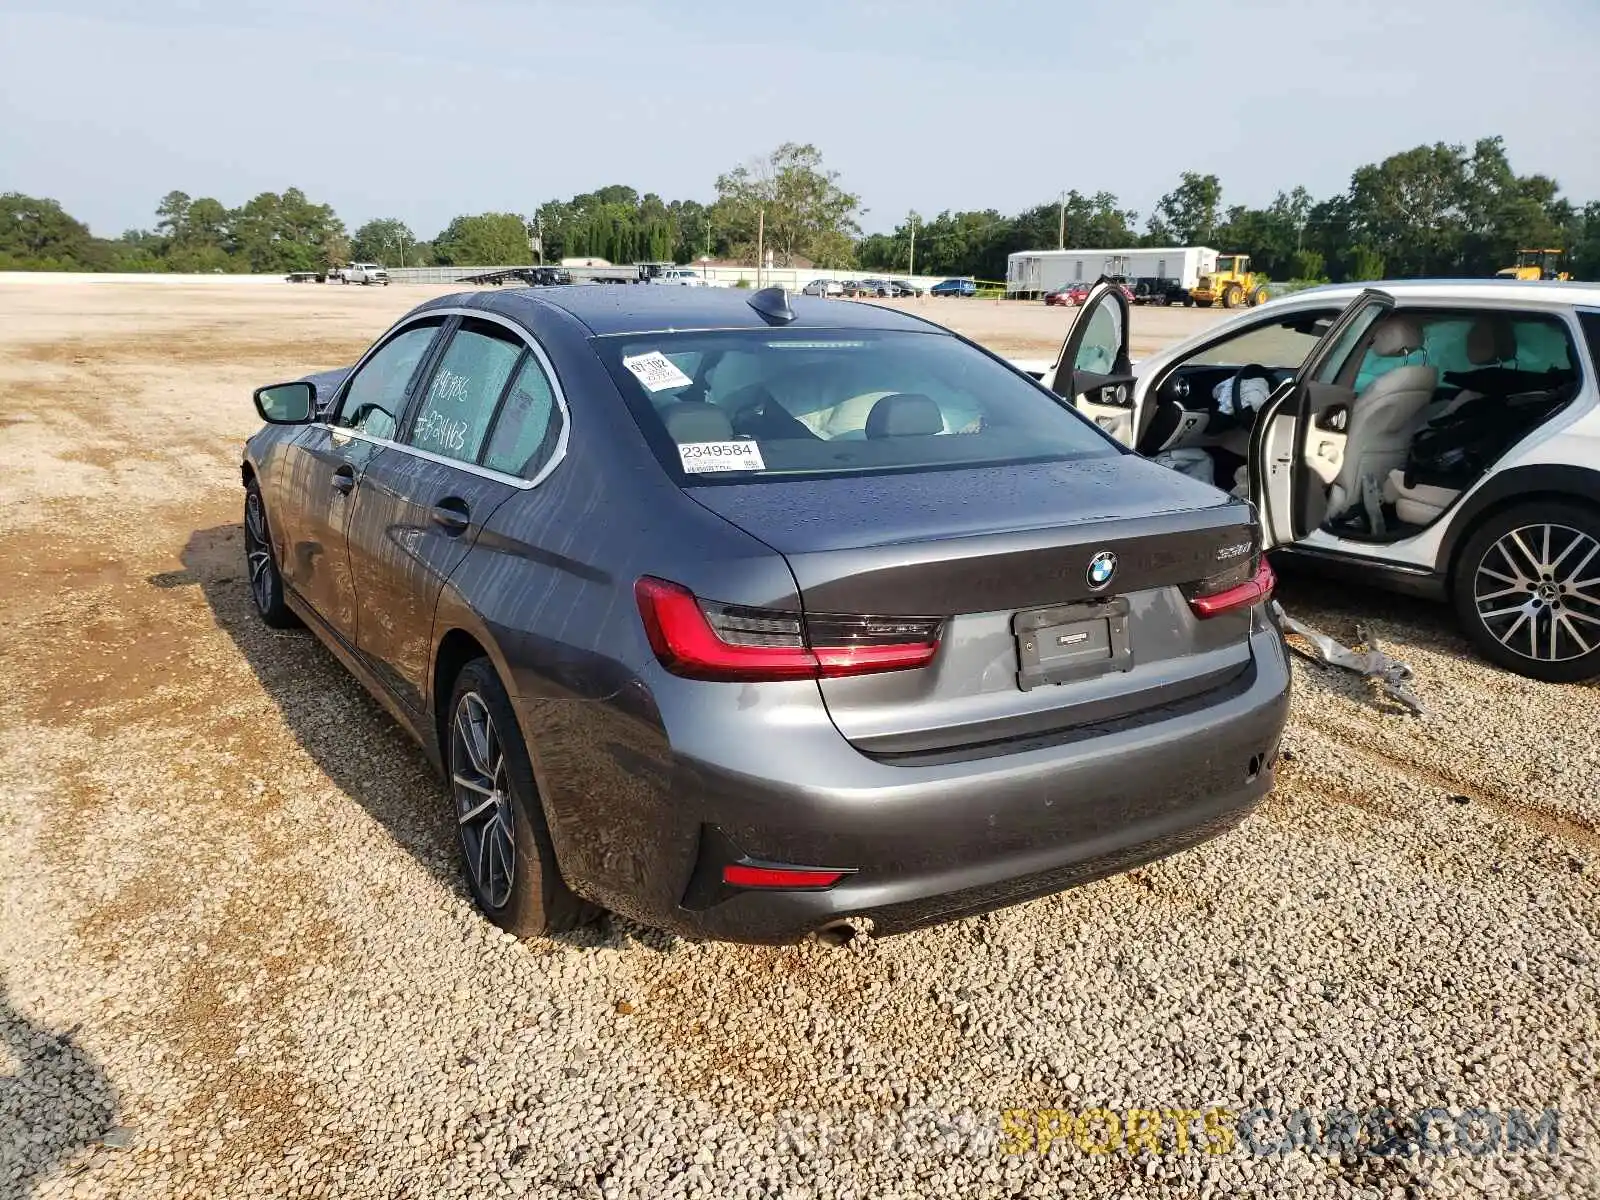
[596,328,1119,484]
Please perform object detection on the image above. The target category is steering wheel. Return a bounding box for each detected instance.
[1228,364,1276,421]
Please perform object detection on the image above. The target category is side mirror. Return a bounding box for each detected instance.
[253,381,316,424]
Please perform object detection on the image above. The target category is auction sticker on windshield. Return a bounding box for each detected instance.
[623,350,693,392]
[678,441,766,474]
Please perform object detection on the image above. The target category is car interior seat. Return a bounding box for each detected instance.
[661,400,735,443]
[1384,316,1516,526]
[1413,316,1516,428]
[1324,317,1437,521]
[865,393,944,438]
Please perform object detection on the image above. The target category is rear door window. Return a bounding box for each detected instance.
[406,322,522,464]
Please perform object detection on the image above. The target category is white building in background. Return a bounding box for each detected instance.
[1006,246,1219,296]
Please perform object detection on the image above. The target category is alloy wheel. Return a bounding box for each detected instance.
[244,490,273,614]
[451,691,515,909]
[1473,523,1600,663]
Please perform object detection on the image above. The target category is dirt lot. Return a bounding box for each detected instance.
[1,280,1597,1199]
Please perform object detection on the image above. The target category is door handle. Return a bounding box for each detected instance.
[331,465,356,495]
[431,497,471,535]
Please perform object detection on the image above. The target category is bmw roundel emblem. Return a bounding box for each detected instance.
[1086,550,1117,591]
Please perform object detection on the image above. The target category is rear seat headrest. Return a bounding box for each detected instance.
[1371,316,1425,357]
[865,393,943,438]
[661,400,733,443]
[1466,317,1516,365]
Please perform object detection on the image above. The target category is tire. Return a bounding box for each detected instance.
[1250,285,1269,307]
[1451,501,1600,682]
[1222,284,1243,309]
[446,658,593,936]
[243,480,299,629]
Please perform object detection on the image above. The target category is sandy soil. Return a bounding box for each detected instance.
[1,280,1595,1199]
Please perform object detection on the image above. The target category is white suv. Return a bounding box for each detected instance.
[1043,279,1600,681]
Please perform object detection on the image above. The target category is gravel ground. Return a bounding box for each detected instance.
[1,280,1596,1199]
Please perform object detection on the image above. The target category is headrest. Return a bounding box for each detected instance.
[1371,317,1425,357]
[661,400,733,443]
[1466,317,1516,365]
[865,393,943,438]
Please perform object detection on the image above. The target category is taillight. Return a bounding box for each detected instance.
[634,577,942,682]
[1186,558,1276,618]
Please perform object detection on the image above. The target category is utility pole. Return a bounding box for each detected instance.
[756,207,764,289]
[1058,190,1066,250]
[908,214,916,279]
[704,218,711,260]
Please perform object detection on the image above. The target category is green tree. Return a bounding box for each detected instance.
[1148,172,1222,244]
[714,143,861,266]
[432,212,531,265]
[352,218,416,264]
[154,190,192,241]
[226,187,345,272]
[0,193,95,268]
[183,197,229,248]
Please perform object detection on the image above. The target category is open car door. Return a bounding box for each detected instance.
[1247,289,1395,549]
[1046,277,1140,445]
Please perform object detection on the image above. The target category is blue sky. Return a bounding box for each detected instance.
[3,0,1598,238]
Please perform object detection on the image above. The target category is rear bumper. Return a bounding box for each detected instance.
[577,621,1290,944]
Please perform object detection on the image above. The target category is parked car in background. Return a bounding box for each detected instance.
[1131,277,1193,306]
[337,262,389,286]
[1045,284,1090,307]
[242,285,1289,943]
[1044,277,1600,682]
[858,279,893,298]
[802,279,845,297]
[839,280,869,297]
[650,267,709,287]
[930,278,977,297]
[888,280,923,297]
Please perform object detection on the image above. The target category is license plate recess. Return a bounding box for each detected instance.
[1013,597,1133,691]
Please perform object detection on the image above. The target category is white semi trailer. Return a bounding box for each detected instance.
[1006,246,1218,298]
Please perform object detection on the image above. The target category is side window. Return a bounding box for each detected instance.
[1314,301,1391,386]
[1513,317,1575,373]
[1073,295,1123,375]
[1578,312,1600,374]
[337,324,440,439]
[1182,311,1339,371]
[407,323,522,464]
[483,354,564,478]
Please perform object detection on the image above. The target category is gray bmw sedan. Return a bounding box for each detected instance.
[242,284,1289,944]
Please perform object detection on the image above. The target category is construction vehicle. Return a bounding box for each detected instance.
[1189,254,1269,308]
[1495,248,1571,282]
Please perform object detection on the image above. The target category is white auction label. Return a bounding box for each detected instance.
[678,441,767,474]
[622,350,693,392]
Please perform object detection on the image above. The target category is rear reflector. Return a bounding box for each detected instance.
[634,576,941,682]
[1188,559,1276,618]
[722,863,845,889]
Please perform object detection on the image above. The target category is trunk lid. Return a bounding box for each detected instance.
[687,456,1262,758]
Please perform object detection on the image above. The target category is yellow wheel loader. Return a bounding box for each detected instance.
[1190,254,1270,308]
[1495,248,1571,282]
